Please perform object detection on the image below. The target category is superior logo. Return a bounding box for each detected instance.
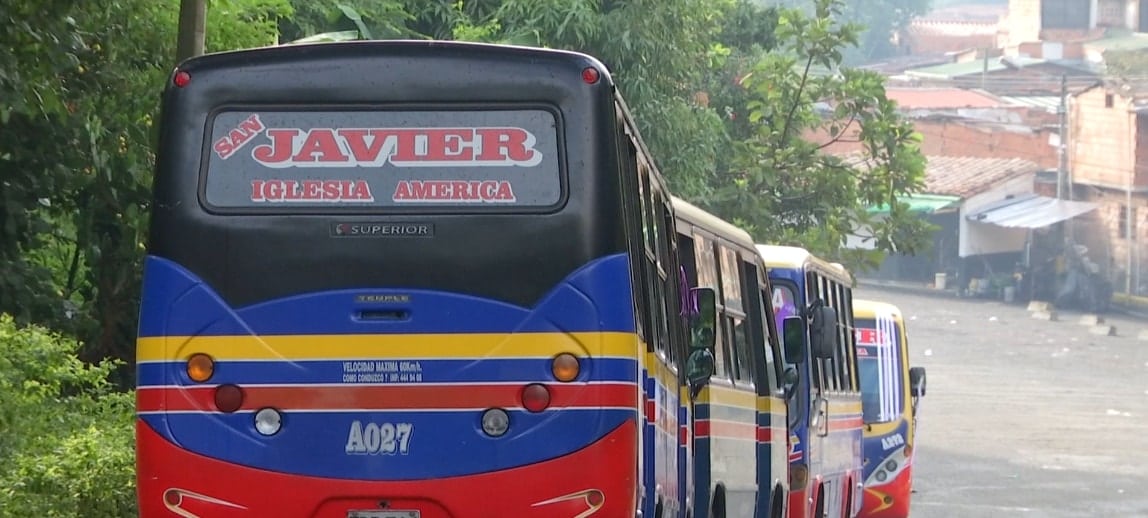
[332,223,434,237]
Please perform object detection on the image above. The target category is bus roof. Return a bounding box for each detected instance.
[852,298,904,320]
[755,244,854,285]
[671,197,756,251]
[181,39,611,77]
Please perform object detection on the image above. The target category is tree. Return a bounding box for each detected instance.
[1,0,288,371]
[709,0,933,269]
[842,0,931,64]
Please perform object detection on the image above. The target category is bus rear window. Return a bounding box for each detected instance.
[202,109,562,211]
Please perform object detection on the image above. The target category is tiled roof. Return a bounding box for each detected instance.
[886,87,1004,108]
[841,154,1040,199]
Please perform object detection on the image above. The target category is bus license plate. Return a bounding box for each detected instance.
[347,511,420,518]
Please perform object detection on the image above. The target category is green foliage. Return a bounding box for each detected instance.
[1,0,287,371]
[0,314,135,516]
[1104,49,1148,79]
[708,0,933,269]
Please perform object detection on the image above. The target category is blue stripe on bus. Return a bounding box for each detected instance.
[137,253,637,338]
[137,357,638,387]
[142,408,634,480]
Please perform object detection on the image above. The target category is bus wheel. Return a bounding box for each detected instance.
[710,486,726,518]
[814,489,826,518]
[770,485,785,518]
[841,486,852,518]
[654,499,663,518]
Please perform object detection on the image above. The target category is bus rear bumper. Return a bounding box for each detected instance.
[137,418,637,518]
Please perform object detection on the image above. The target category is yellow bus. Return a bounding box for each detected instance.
[852,299,927,518]
[673,198,790,518]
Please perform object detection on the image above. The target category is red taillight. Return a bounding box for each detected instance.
[173,70,191,88]
[581,67,600,84]
[586,490,604,506]
[214,384,244,413]
[521,383,551,412]
[163,489,181,506]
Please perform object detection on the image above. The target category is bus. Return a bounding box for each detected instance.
[756,245,864,518]
[672,198,791,518]
[852,299,927,518]
[135,40,718,518]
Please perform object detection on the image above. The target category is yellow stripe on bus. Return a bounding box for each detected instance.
[137,331,641,362]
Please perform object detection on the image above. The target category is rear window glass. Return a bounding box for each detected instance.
[203,109,561,210]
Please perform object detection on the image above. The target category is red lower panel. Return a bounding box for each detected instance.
[138,419,637,518]
[787,487,808,518]
[859,467,912,518]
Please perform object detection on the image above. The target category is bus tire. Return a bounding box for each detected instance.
[655,499,663,518]
[814,488,826,518]
[770,485,785,518]
[710,485,726,518]
[842,485,852,518]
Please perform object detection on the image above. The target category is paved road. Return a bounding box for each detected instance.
[852,286,1148,518]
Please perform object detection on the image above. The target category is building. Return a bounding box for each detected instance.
[1068,80,1148,294]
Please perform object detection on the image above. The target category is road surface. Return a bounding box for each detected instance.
[852,286,1148,518]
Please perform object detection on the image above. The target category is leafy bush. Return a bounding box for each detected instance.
[0,314,135,517]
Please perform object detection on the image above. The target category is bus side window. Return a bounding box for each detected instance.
[828,278,845,391]
[833,282,848,390]
[651,188,678,365]
[805,271,824,391]
[695,233,730,380]
[740,258,776,391]
[627,139,652,348]
[719,245,750,385]
[636,155,664,355]
[843,287,859,391]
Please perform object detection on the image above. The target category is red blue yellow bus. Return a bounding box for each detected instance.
[672,198,791,518]
[757,245,864,518]
[852,300,926,518]
[135,40,719,518]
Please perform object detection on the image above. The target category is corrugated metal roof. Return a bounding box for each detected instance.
[965,193,1097,228]
[905,59,1009,79]
[999,95,1061,112]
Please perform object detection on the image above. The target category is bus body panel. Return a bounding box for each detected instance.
[759,246,863,518]
[137,40,683,517]
[673,200,790,518]
[642,351,685,517]
[853,301,917,518]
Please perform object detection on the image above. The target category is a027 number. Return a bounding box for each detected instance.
[344,421,413,455]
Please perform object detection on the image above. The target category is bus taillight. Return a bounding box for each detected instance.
[213,384,244,413]
[521,383,551,412]
[173,70,191,88]
[551,353,580,382]
[581,67,600,84]
[186,353,214,382]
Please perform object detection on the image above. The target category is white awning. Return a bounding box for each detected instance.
[965,194,1098,229]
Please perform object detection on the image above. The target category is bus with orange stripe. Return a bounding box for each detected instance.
[672,199,791,518]
[136,40,718,518]
[757,246,864,518]
[852,299,927,518]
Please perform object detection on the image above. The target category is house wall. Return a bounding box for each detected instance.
[1075,186,1148,293]
[810,117,1058,169]
[1069,86,1148,189]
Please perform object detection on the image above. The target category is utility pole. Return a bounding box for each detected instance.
[1057,75,1068,200]
[176,0,207,63]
